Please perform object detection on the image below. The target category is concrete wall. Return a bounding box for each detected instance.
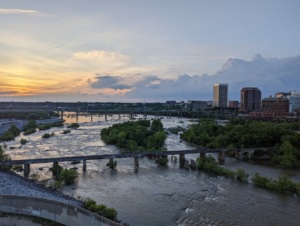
[0,195,121,226]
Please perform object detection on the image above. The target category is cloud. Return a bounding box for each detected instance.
[73,50,129,63]
[91,75,133,90]
[71,50,131,73]
[0,8,42,15]
[123,54,300,101]
[0,91,19,96]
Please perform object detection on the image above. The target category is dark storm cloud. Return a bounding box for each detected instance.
[91,76,132,90]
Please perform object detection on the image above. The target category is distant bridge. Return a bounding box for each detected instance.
[0,108,186,121]
[0,148,260,177]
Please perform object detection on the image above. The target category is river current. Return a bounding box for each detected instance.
[3,115,300,226]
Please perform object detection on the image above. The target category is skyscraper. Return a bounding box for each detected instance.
[213,83,228,108]
[240,87,261,113]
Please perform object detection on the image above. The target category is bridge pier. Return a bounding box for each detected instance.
[60,110,64,120]
[200,152,206,161]
[24,163,30,178]
[118,114,121,120]
[179,153,185,168]
[190,159,196,169]
[105,113,107,121]
[90,114,93,122]
[218,151,225,164]
[242,151,250,161]
[76,111,79,122]
[108,158,117,169]
[82,159,87,172]
[184,159,190,169]
[235,151,241,160]
[134,156,139,168]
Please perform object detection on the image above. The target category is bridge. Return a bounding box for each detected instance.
[0,108,185,122]
[0,148,256,177]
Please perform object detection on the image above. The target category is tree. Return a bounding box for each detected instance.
[273,141,298,168]
[59,168,78,185]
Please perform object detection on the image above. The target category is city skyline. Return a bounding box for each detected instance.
[0,1,300,102]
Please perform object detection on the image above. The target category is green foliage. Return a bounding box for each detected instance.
[196,155,235,177]
[168,126,185,135]
[38,124,51,130]
[50,162,63,178]
[0,125,21,141]
[58,168,78,185]
[252,173,297,194]
[12,164,23,172]
[23,120,37,135]
[42,133,55,139]
[272,141,299,168]
[24,120,37,130]
[155,156,169,166]
[181,119,299,149]
[67,123,80,129]
[42,133,52,139]
[84,198,117,220]
[235,168,249,183]
[23,128,36,135]
[50,180,63,190]
[181,120,300,168]
[38,121,64,131]
[101,119,167,153]
[0,146,12,171]
[20,138,28,145]
[63,129,71,134]
[25,112,48,120]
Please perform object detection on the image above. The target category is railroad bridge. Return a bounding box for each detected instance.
[0,148,256,177]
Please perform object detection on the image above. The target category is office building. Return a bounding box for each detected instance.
[191,101,207,111]
[262,96,289,114]
[289,91,300,112]
[240,87,261,113]
[229,100,239,108]
[213,83,228,108]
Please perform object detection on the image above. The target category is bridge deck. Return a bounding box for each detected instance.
[0,148,261,166]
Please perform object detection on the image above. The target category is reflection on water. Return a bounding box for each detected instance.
[3,115,300,226]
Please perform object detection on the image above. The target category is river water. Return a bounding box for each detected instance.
[3,114,300,226]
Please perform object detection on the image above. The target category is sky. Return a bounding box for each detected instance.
[0,0,299,102]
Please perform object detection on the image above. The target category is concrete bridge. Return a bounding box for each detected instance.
[0,148,257,177]
[0,109,184,122]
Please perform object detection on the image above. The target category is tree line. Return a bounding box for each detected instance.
[101,119,167,153]
[180,119,300,168]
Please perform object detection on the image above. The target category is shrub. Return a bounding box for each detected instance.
[20,139,27,145]
[42,133,51,139]
[59,168,78,185]
[155,156,168,166]
[235,168,249,183]
[83,198,117,220]
[63,129,71,134]
[67,123,80,129]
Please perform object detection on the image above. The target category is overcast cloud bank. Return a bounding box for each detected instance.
[91,54,300,101]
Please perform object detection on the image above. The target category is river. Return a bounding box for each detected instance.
[3,114,300,226]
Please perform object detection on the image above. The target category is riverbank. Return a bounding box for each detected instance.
[0,171,82,207]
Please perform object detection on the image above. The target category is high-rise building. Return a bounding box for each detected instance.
[213,83,228,108]
[240,87,261,113]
